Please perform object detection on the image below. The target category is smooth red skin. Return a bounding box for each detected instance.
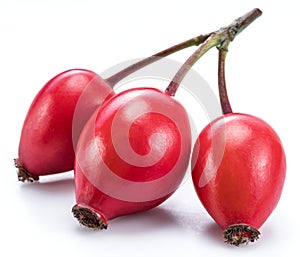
[192,113,286,230]
[74,170,173,222]
[18,69,114,178]
[74,87,191,222]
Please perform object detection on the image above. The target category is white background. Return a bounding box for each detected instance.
[0,1,298,256]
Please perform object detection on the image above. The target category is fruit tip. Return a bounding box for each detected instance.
[224,224,260,246]
[72,204,108,230]
[255,7,263,15]
[14,158,39,183]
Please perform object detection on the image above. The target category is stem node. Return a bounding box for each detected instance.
[165,8,262,96]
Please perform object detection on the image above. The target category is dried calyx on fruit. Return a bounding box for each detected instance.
[224,224,260,246]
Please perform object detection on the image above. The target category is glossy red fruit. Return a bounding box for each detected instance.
[15,69,113,182]
[72,87,191,229]
[192,113,286,246]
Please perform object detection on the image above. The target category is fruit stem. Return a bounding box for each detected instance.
[218,40,232,114]
[105,33,212,87]
[165,8,262,96]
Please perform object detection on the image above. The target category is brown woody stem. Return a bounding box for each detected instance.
[106,33,212,87]
[218,40,232,114]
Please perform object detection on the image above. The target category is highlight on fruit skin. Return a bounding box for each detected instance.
[224,224,260,246]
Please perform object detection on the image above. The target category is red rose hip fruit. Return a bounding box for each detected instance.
[15,69,113,182]
[192,11,286,245]
[73,87,191,229]
[192,113,286,245]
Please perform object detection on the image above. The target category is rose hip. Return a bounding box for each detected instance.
[72,87,191,229]
[15,69,113,182]
[192,113,286,245]
[192,11,286,245]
